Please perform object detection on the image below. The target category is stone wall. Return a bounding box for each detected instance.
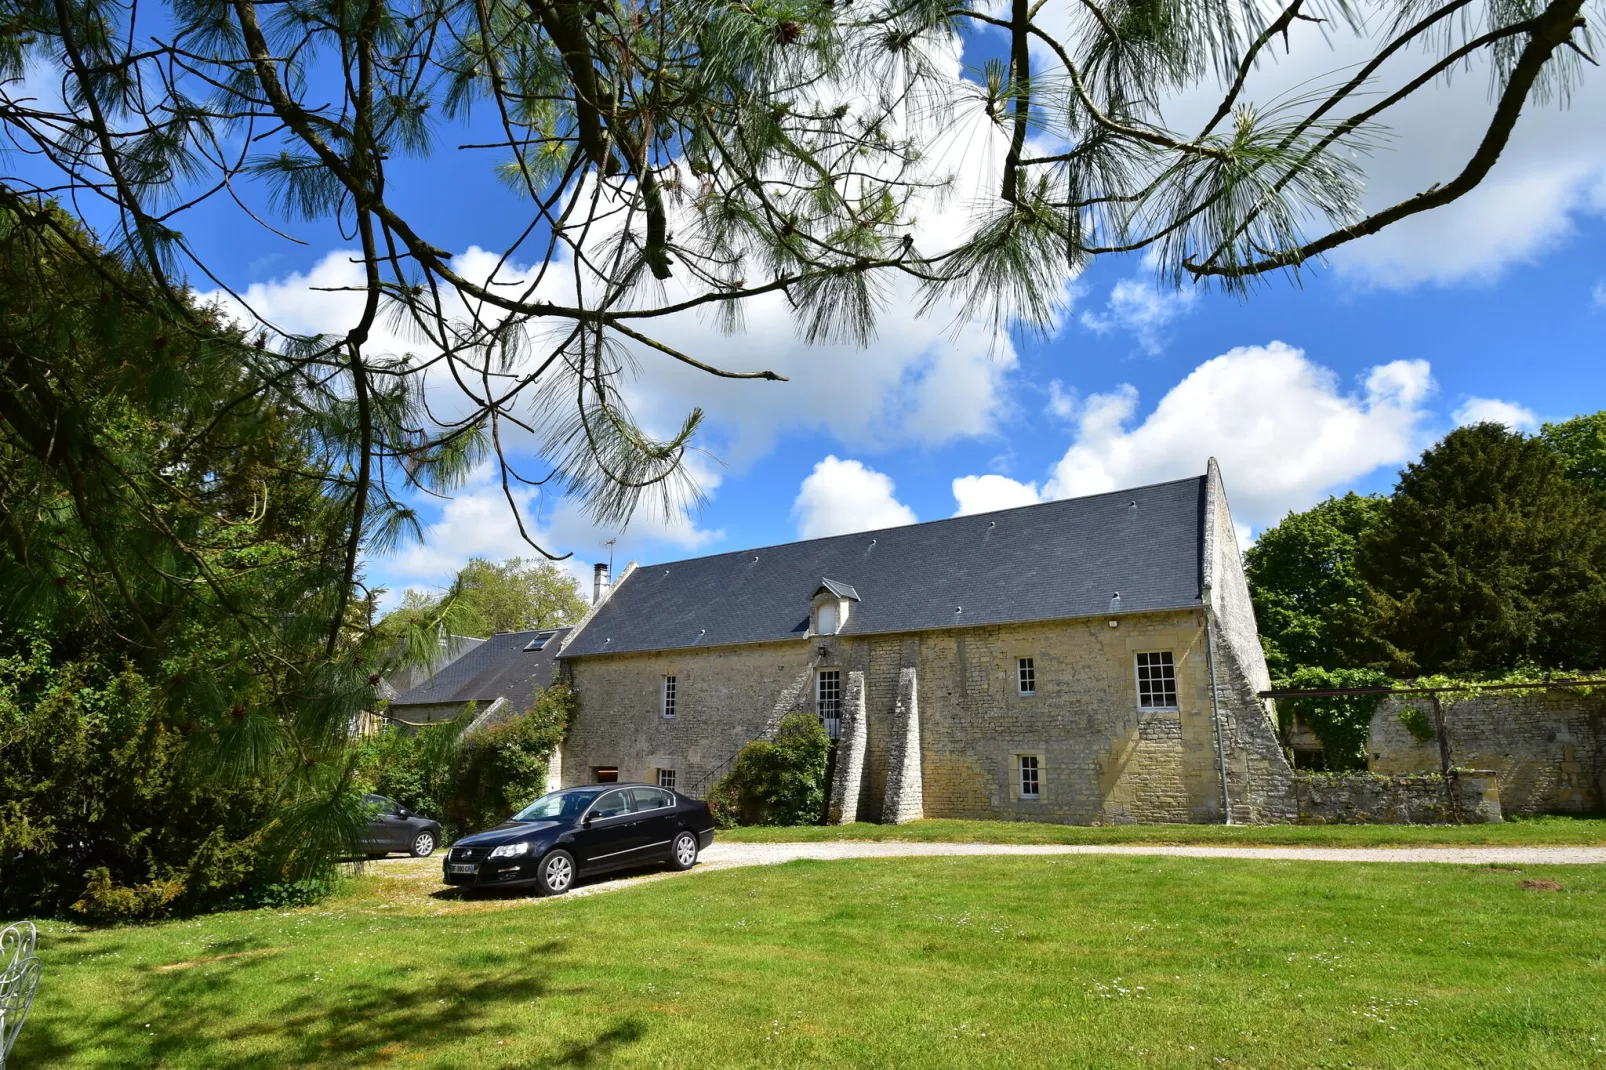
[1370,690,1606,815]
[560,639,818,793]
[1294,771,1503,824]
[913,612,1224,824]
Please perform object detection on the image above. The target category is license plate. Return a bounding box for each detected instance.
[448,863,477,875]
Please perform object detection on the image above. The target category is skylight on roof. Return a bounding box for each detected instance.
[523,631,556,652]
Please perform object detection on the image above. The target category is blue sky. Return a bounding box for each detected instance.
[31,14,1597,607]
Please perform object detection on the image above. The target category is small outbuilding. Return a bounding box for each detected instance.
[388,627,569,731]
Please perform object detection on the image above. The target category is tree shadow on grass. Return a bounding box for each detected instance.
[16,940,650,1068]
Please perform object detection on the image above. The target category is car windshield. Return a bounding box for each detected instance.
[513,789,599,822]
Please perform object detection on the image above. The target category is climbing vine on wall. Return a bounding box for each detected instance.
[1277,667,1392,772]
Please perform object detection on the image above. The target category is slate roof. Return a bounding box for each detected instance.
[376,633,486,700]
[390,627,570,713]
[561,475,1208,658]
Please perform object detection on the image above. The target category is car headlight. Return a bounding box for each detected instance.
[489,842,530,859]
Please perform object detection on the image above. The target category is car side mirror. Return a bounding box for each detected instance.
[582,814,594,828]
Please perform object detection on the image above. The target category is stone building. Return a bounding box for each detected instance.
[554,460,1296,824]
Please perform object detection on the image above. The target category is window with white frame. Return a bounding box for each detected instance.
[1017,657,1036,695]
[1136,651,1178,709]
[1018,755,1040,799]
[661,674,677,718]
[656,767,677,791]
[817,669,842,740]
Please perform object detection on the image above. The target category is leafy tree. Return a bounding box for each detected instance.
[1246,492,1388,679]
[1359,423,1606,676]
[1540,411,1606,494]
[378,557,588,641]
[0,206,447,909]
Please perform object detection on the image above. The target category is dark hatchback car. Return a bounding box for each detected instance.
[360,793,442,858]
[443,784,715,895]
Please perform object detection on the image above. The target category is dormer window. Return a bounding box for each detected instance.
[810,578,859,637]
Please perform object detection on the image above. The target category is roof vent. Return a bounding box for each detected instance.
[1110,591,1122,613]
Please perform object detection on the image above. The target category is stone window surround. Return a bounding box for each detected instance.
[1010,750,1045,802]
[661,673,677,718]
[1134,650,1179,710]
[1016,656,1036,696]
[646,754,678,787]
[655,766,677,791]
[817,667,843,740]
[811,592,849,636]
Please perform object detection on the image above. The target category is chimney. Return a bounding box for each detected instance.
[592,562,611,606]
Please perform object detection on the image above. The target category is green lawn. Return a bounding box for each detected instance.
[16,854,1606,1068]
[719,814,1606,846]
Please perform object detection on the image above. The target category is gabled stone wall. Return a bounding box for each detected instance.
[1202,458,1298,824]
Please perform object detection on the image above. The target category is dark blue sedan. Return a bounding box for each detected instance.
[443,784,716,895]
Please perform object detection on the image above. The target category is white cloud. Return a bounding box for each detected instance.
[792,456,917,539]
[379,463,724,609]
[1079,277,1198,353]
[1452,397,1540,432]
[951,474,1041,516]
[1039,342,1436,529]
[1045,379,1078,419]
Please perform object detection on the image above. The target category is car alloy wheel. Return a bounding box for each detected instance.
[670,831,698,871]
[540,850,574,895]
[412,832,436,857]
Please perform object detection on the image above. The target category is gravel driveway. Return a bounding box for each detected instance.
[368,839,1606,909]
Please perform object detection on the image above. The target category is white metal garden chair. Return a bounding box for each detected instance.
[0,922,40,1069]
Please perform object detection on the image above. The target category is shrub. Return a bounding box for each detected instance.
[711,713,830,826]
[225,877,340,911]
[447,685,573,835]
[0,637,281,920]
[355,717,464,822]
[355,684,575,839]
